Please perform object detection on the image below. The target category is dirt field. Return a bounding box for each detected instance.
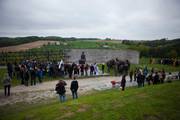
[0,41,59,52]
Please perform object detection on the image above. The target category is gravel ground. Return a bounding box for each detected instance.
[0,73,178,106]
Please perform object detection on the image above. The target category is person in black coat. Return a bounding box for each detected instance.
[24,68,29,86]
[101,64,105,74]
[153,72,159,84]
[121,75,126,91]
[146,73,153,85]
[137,72,142,87]
[70,77,79,99]
[30,67,36,86]
[7,62,13,79]
[55,80,67,102]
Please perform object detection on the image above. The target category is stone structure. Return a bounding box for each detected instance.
[79,52,86,64]
[65,49,140,64]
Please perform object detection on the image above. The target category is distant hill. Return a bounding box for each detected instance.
[0,36,99,47]
[0,36,179,58]
[122,39,180,58]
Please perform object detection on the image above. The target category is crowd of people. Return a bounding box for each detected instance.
[3,59,103,97]
[113,67,180,91]
[6,59,102,86]
[3,59,180,103]
[150,58,180,67]
[132,67,166,87]
[106,58,130,76]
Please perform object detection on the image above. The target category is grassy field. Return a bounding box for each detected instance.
[0,81,180,120]
[130,57,180,72]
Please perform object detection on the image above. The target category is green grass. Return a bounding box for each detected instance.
[0,81,180,120]
[130,57,180,72]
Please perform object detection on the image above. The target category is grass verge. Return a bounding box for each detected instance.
[0,81,180,120]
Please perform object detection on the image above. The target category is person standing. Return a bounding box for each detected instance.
[121,75,126,91]
[129,70,133,82]
[153,72,159,84]
[37,68,43,83]
[24,68,29,86]
[7,62,13,79]
[146,73,153,85]
[134,68,137,81]
[80,64,84,76]
[90,64,94,76]
[70,77,79,99]
[85,64,89,76]
[55,80,67,102]
[3,74,11,96]
[137,71,142,87]
[30,67,36,85]
[102,63,105,75]
[161,69,166,83]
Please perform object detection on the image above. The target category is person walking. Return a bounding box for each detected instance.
[121,75,126,91]
[3,74,11,96]
[70,77,79,99]
[55,80,67,102]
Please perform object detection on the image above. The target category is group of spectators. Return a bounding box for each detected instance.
[3,59,180,100]
[6,59,102,86]
[150,58,180,67]
[130,67,166,87]
[7,60,44,86]
[3,59,103,97]
[116,67,180,91]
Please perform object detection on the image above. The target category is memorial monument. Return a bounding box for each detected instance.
[79,51,86,64]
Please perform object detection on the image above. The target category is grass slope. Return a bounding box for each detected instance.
[0,81,180,120]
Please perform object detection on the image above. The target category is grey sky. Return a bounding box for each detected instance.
[0,0,180,40]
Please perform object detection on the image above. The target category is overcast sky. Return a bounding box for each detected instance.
[0,0,180,40]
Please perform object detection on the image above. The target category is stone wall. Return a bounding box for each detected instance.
[65,49,140,64]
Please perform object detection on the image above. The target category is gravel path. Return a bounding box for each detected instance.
[0,73,178,106]
[0,76,137,106]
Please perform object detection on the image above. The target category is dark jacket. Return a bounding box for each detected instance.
[70,80,79,92]
[24,71,29,81]
[55,81,67,95]
[121,76,126,87]
[153,74,159,84]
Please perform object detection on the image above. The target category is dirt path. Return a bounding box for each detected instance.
[0,40,59,52]
[0,76,137,106]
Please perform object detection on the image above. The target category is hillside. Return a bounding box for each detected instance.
[0,81,180,120]
[0,37,179,58]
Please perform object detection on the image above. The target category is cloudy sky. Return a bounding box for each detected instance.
[0,0,180,40]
